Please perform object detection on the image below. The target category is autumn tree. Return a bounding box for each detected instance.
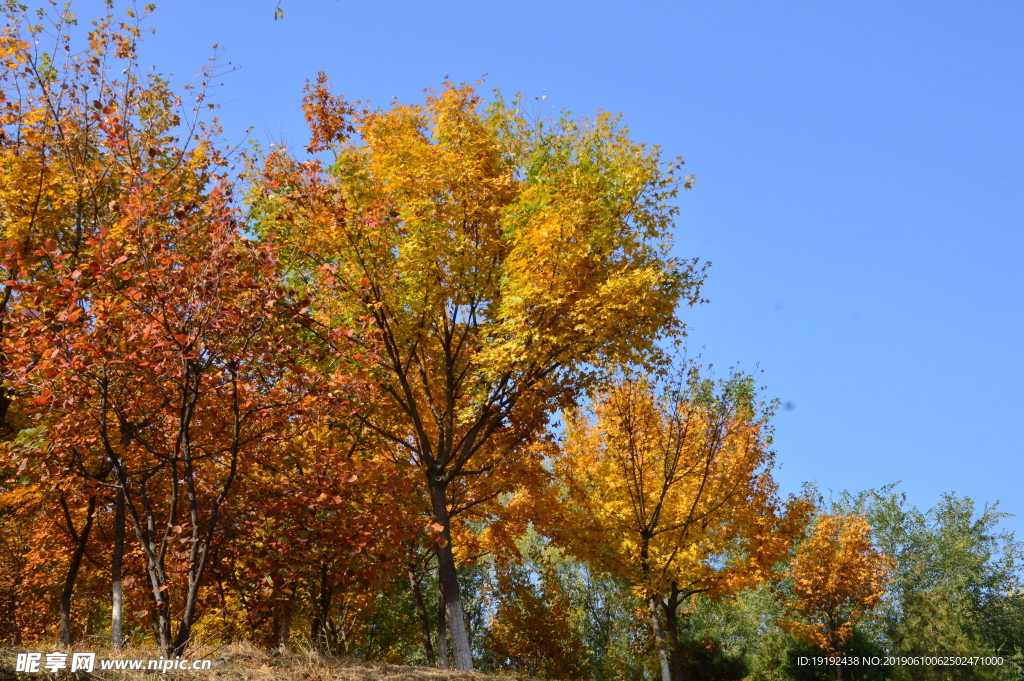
[0,1,255,649]
[783,513,892,681]
[543,365,809,681]
[248,76,706,670]
[2,429,138,647]
[216,423,421,654]
[3,157,366,655]
[475,525,592,679]
[0,2,226,436]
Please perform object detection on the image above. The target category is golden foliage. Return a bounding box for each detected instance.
[783,513,893,653]
[544,368,811,602]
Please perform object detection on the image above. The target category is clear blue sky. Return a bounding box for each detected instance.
[68,1,1024,535]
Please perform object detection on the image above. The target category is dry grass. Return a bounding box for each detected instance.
[0,644,542,681]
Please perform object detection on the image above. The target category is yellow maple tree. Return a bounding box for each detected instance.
[783,513,892,680]
[543,366,810,681]
[248,77,707,671]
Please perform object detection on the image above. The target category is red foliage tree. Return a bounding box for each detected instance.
[3,177,366,655]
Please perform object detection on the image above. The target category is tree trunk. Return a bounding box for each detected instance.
[58,495,97,646]
[664,585,684,681]
[829,624,843,681]
[408,565,436,667]
[108,458,173,656]
[278,614,292,654]
[310,561,333,653]
[0,385,13,438]
[648,595,672,681]
[429,482,473,671]
[437,571,448,669]
[152,593,173,656]
[276,582,295,654]
[111,488,125,650]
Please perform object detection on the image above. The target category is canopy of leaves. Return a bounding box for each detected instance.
[248,76,707,484]
[543,364,810,603]
[783,513,892,654]
[842,487,1024,679]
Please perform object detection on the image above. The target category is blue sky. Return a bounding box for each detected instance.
[68,1,1024,535]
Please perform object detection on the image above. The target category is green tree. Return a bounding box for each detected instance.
[843,487,1024,680]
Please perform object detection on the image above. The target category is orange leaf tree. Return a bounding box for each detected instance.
[543,365,810,681]
[0,2,259,649]
[248,77,707,671]
[218,424,420,654]
[481,549,589,680]
[3,170,364,655]
[783,513,892,679]
[0,1,229,395]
